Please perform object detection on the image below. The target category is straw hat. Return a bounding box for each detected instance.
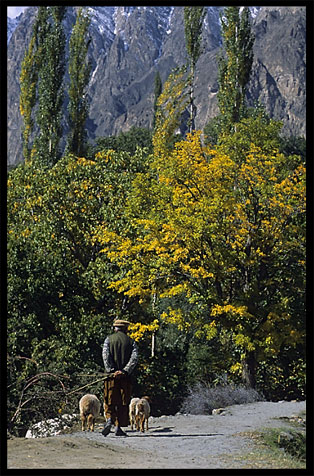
[113,319,130,327]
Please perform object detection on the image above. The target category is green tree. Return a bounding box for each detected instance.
[217,6,254,134]
[7,143,153,433]
[95,127,153,156]
[33,6,51,47]
[20,35,38,161]
[203,115,222,146]
[66,7,92,157]
[34,6,66,167]
[153,65,189,159]
[184,6,206,133]
[19,7,50,161]
[278,136,306,164]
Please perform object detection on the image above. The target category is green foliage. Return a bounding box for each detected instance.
[203,115,223,146]
[256,349,306,401]
[184,6,205,69]
[7,147,151,433]
[153,65,189,158]
[95,127,153,156]
[204,104,272,147]
[133,324,189,415]
[184,6,206,132]
[19,6,51,162]
[66,7,92,157]
[20,6,93,165]
[217,113,283,160]
[20,35,38,161]
[185,336,233,386]
[34,7,66,166]
[8,71,306,436]
[278,135,306,165]
[217,6,254,132]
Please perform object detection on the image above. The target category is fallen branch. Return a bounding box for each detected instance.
[10,372,70,425]
[66,377,106,396]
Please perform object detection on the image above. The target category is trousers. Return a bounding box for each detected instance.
[103,375,132,427]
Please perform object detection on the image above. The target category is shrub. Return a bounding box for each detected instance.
[7,361,105,438]
[180,381,264,415]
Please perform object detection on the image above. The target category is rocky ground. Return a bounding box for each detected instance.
[7,400,306,471]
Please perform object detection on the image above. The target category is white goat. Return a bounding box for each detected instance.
[79,394,100,432]
[129,397,140,430]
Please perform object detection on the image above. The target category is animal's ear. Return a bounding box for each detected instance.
[142,396,150,402]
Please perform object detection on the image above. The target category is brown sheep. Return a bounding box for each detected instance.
[79,394,100,432]
[135,396,150,433]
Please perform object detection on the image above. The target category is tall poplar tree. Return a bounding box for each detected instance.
[20,35,38,161]
[217,6,254,133]
[184,6,205,133]
[34,6,66,167]
[19,7,50,161]
[66,7,92,157]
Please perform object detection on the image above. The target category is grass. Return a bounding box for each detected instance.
[232,423,306,470]
[259,427,306,462]
[225,408,307,470]
[217,445,306,469]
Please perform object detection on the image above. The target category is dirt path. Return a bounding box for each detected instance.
[7,400,306,470]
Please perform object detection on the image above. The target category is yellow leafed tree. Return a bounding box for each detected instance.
[96,118,305,387]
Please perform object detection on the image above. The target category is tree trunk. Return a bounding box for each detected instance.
[241,351,256,388]
[189,64,196,133]
[151,332,155,358]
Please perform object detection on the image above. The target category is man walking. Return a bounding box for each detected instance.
[102,319,138,437]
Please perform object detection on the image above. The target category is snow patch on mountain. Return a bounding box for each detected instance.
[250,7,261,18]
[7,13,23,44]
[88,7,115,41]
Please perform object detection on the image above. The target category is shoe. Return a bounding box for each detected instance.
[114,426,128,437]
[102,419,112,437]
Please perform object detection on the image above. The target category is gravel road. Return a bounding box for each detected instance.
[7,400,306,470]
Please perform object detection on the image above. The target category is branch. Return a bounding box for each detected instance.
[10,372,70,425]
[66,376,106,396]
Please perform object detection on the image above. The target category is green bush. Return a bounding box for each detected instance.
[255,350,306,401]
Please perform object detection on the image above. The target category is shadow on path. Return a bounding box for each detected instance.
[124,431,223,438]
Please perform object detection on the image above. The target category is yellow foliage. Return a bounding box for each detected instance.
[128,319,159,341]
[82,115,305,364]
[160,283,188,298]
[160,308,191,331]
[203,321,218,340]
[234,333,255,351]
[77,157,96,166]
[21,228,31,238]
[211,304,250,319]
[230,362,242,375]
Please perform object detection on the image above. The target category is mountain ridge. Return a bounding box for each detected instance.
[7,6,306,167]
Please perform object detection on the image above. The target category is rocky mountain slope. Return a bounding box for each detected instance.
[7,6,306,167]
[7,14,23,44]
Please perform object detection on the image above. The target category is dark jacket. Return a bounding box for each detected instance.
[102,331,138,377]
